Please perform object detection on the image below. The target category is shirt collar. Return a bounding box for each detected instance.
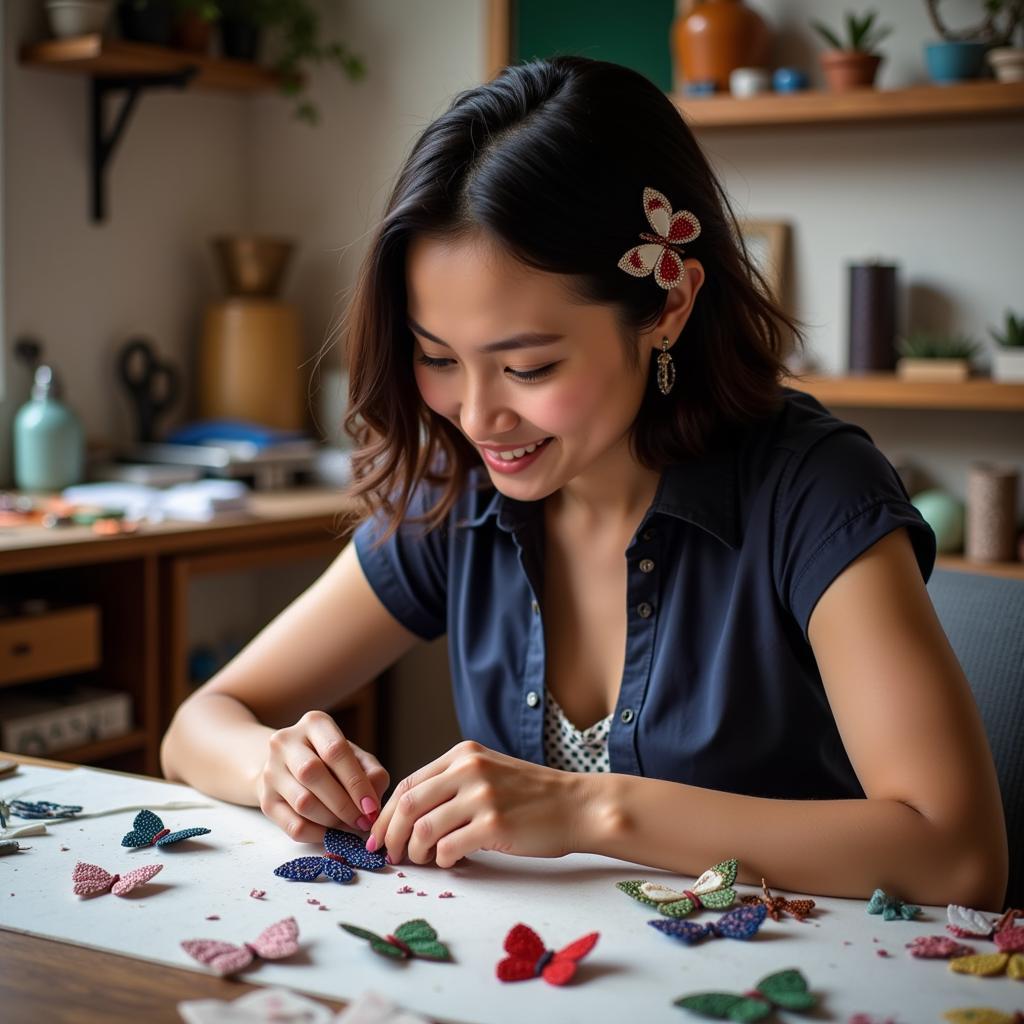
[460,440,742,549]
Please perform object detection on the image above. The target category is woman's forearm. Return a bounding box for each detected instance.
[160,692,273,806]
[572,773,1006,911]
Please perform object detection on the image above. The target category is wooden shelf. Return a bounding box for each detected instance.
[671,80,1024,129]
[19,34,282,92]
[789,374,1024,412]
[937,556,1024,581]
[51,728,149,765]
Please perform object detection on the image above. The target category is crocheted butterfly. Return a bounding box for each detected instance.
[617,186,701,291]
[340,918,452,962]
[618,858,737,918]
[907,935,975,959]
[949,921,1024,978]
[674,968,817,1021]
[650,902,766,945]
[944,1011,1024,1024]
[948,905,1023,939]
[72,860,163,898]
[9,799,83,819]
[182,916,300,976]
[741,878,816,921]
[496,923,599,985]
[121,809,210,848]
[866,887,920,921]
[273,827,386,883]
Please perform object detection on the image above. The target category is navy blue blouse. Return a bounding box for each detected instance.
[354,388,936,801]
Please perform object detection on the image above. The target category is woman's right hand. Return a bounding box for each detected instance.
[257,710,390,844]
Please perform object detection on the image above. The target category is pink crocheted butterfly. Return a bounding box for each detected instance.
[181,916,300,976]
[617,186,701,290]
[72,860,163,897]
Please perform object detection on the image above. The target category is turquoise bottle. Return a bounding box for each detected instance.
[13,365,85,491]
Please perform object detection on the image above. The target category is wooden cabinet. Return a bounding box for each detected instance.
[0,490,375,774]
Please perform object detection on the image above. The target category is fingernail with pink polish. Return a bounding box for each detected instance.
[361,796,377,815]
[356,815,371,831]
[365,835,378,852]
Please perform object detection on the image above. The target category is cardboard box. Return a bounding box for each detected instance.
[0,685,133,755]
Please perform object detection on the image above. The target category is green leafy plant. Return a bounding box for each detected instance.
[218,0,366,124]
[897,330,980,360]
[989,309,1024,348]
[811,10,893,53]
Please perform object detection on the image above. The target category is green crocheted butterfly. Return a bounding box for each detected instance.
[674,968,817,1021]
[339,918,452,962]
[618,858,738,918]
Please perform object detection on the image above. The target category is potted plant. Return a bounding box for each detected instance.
[923,0,1024,83]
[811,10,892,91]
[172,0,218,53]
[44,1,113,39]
[896,330,980,382]
[989,309,1024,381]
[987,1,1024,81]
[216,0,366,123]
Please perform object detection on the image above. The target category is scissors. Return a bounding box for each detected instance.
[118,337,180,443]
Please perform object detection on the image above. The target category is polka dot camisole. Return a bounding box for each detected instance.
[543,691,612,772]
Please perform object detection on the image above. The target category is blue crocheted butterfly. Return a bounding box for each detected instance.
[649,903,767,945]
[121,809,211,848]
[9,800,83,819]
[273,828,387,883]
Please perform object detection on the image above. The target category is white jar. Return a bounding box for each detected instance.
[729,67,772,98]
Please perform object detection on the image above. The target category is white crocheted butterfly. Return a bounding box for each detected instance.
[617,186,701,290]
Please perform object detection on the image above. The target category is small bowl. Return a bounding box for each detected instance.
[45,0,112,39]
[212,237,295,297]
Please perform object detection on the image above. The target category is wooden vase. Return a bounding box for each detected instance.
[672,0,772,92]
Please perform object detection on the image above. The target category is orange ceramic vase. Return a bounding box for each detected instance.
[672,0,772,91]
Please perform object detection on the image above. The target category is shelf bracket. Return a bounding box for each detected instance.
[90,69,199,222]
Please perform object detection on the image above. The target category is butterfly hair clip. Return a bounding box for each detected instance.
[617,186,701,291]
[496,923,599,986]
[741,877,816,922]
[675,968,817,1021]
[72,860,163,898]
[947,904,1023,939]
[650,903,766,945]
[182,916,300,976]
[274,827,386,883]
[618,858,738,918]
[340,918,452,962]
[866,887,921,921]
[121,808,210,849]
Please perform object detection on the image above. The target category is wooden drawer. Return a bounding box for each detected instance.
[0,606,101,686]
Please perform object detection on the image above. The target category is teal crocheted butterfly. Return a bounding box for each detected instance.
[674,968,817,1021]
[340,918,452,962]
[866,887,921,921]
[618,858,738,918]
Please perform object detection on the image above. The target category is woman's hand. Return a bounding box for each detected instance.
[257,710,390,843]
[367,740,586,867]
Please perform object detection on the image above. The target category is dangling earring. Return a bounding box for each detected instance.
[656,336,676,396]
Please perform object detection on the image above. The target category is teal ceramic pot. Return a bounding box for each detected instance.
[912,489,965,553]
[925,41,990,83]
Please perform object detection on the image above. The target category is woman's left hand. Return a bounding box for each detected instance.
[367,740,587,867]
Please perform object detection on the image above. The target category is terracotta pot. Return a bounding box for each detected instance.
[819,50,882,91]
[672,0,772,92]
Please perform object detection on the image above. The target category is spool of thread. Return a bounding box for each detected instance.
[848,262,898,373]
[966,463,1019,562]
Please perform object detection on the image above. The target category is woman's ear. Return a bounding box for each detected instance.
[648,259,705,348]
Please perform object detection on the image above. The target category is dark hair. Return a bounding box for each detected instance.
[342,56,801,537]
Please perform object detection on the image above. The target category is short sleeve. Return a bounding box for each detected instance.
[353,480,448,641]
[773,428,936,640]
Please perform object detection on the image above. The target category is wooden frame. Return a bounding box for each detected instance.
[737,219,789,305]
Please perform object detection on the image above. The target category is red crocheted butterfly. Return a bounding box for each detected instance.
[617,186,701,291]
[72,860,162,897]
[496,923,599,985]
[181,916,300,976]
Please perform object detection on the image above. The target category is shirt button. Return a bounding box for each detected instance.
[531,600,540,615]
[620,708,635,724]
[639,558,655,573]
[642,528,655,542]
[525,691,540,708]
[637,602,653,618]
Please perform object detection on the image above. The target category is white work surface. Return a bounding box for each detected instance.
[0,765,1020,1022]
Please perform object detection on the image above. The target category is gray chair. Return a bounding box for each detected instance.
[927,568,1024,909]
